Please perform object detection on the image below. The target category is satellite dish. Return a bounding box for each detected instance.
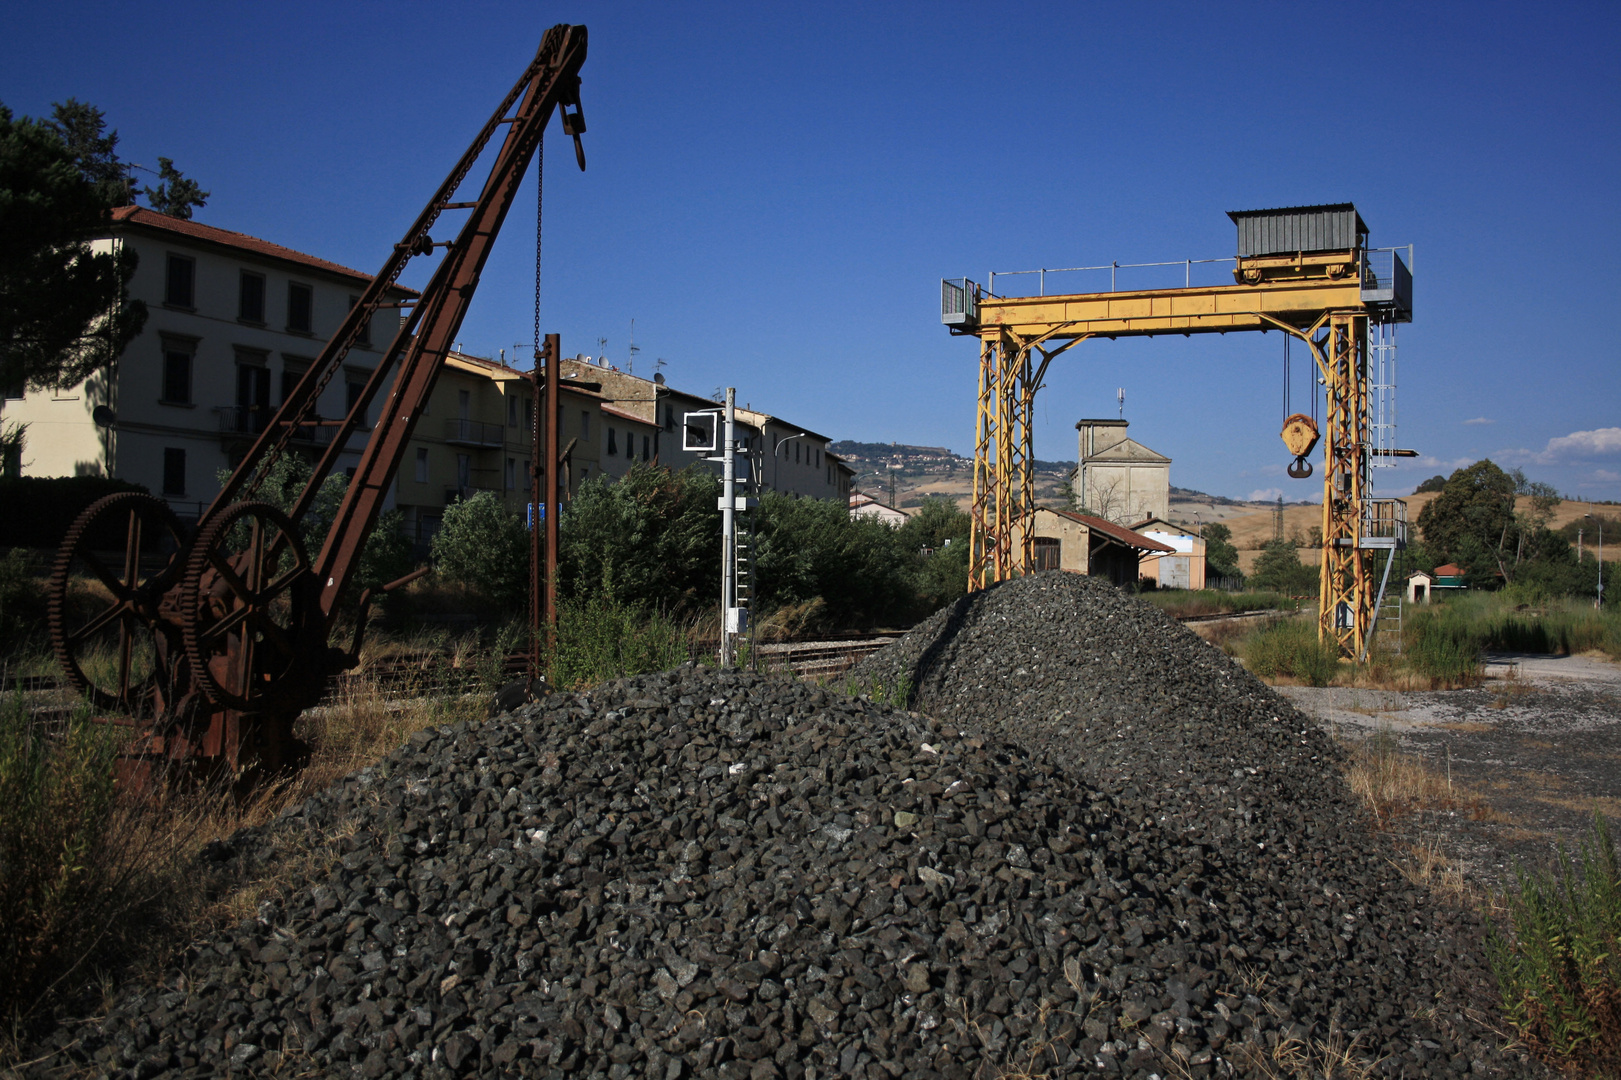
[91,405,117,428]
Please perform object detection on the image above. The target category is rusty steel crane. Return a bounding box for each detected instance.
[46,25,589,786]
[943,204,1414,659]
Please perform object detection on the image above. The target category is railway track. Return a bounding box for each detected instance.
[4,612,1283,706]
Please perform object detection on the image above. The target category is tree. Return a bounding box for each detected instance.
[0,103,146,391]
[1414,475,1447,494]
[1202,522,1240,579]
[431,491,529,609]
[1249,538,1317,595]
[557,464,721,615]
[142,155,208,220]
[1416,460,1517,583]
[752,491,914,629]
[47,99,132,207]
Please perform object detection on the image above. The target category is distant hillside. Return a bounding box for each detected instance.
[829,441,1075,508]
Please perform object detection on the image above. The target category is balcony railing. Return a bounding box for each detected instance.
[213,406,336,446]
[444,419,505,448]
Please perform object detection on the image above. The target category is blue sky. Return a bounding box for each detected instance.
[6,1,1618,502]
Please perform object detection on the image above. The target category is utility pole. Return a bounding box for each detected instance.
[719,388,742,667]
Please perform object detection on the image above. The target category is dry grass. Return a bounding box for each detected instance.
[1228,1019,1380,1080]
[0,679,482,1056]
[1389,835,1473,901]
[1343,728,1493,829]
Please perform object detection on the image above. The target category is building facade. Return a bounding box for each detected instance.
[1030,506,1172,586]
[1,207,415,519]
[395,351,606,553]
[1133,517,1208,590]
[1073,419,1170,525]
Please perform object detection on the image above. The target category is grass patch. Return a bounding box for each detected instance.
[1243,618,1342,686]
[1141,589,1303,620]
[1486,813,1621,1076]
[1343,728,1491,829]
[546,597,695,691]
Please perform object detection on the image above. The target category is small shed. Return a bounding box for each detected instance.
[1406,570,1434,605]
[1132,517,1207,590]
[1432,563,1468,590]
[1030,507,1173,587]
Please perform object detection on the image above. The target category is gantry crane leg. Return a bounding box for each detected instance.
[1318,313,1371,656]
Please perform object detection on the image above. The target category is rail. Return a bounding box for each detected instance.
[987,256,1241,298]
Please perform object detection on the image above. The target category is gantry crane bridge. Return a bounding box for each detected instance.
[942,204,1414,658]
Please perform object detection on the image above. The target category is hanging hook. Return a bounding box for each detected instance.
[1288,456,1314,479]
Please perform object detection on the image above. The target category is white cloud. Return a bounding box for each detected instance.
[1534,427,1621,464]
[1591,469,1621,485]
[1247,487,1284,502]
[1463,417,1494,425]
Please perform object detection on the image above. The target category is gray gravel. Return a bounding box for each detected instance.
[23,573,1539,1078]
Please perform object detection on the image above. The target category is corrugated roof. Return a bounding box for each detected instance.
[109,206,416,293]
[1043,507,1174,552]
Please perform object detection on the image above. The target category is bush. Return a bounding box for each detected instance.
[1244,618,1340,685]
[753,492,915,629]
[0,696,122,1022]
[1248,538,1318,595]
[558,464,720,616]
[0,476,148,550]
[547,597,691,690]
[431,491,530,610]
[1487,813,1621,1075]
[0,547,47,658]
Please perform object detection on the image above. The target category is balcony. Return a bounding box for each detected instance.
[444,419,505,448]
[213,406,336,446]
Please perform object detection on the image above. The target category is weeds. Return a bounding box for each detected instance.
[842,670,913,709]
[1343,728,1487,829]
[1244,618,1341,686]
[1142,589,1302,620]
[1485,813,1621,1076]
[546,597,692,691]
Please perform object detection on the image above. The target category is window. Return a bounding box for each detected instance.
[161,350,192,404]
[2,377,24,400]
[280,364,306,405]
[663,405,674,432]
[287,282,313,333]
[415,447,429,483]
[349,296,371,346]
[165,254,195,308]
[505,457,516,490]
[522,459,530,489]
[1034,537,1061,571]
[239,271,265,323]
[347,374,368,423]
[507,395,518,428]
[456,454,471,489]
[162,448,186,495]
[816,448,821,467]
[642,435,650,461]
[523,398,532,432]
[606,427,618,456]
[580,410,589,440]
[626,431,634,460]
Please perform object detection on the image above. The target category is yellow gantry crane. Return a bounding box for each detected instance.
[943,204,1414,658]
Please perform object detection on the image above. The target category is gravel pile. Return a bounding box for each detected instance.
[848,572,1532,1077]
[28,575,1533,1078]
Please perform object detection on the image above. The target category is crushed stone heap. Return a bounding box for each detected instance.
[35,576,1533,1079]
[849,571,1531,1077]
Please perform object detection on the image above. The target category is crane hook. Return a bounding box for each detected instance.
[1287,456,1314,479]
[562,101,587,171]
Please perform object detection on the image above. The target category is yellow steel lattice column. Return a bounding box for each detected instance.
[1318,313,1370,657]
[969,335,997,590]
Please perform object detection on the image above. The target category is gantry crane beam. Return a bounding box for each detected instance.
[952,265,1405,659]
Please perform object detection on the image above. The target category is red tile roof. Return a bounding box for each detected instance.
[109,206,416,294]
[1044,508,1175,552]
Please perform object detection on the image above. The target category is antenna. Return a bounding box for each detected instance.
[1117,388,1125,420]
[597,336,608,366]
[655,357,668,377]
[628,318,640,375]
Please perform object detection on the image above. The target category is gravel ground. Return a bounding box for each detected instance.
[1283,650,1621,894]
[17,574,1546,1079]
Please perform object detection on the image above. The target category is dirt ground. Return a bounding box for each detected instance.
[1280,651,1621,892]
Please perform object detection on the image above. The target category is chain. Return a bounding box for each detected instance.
[541,125,554,353]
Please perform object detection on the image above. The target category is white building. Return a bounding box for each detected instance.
[0,207,415,519]
[1072,418,1171,525]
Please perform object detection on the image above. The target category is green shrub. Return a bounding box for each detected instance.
[0,694,123,1022]
[0,547,47,657]
[1486,813,1621,1075]
[1244,618,1340,685]
[431,491,530,610]
[1247,539,1319,596]
[546,597,691,691]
